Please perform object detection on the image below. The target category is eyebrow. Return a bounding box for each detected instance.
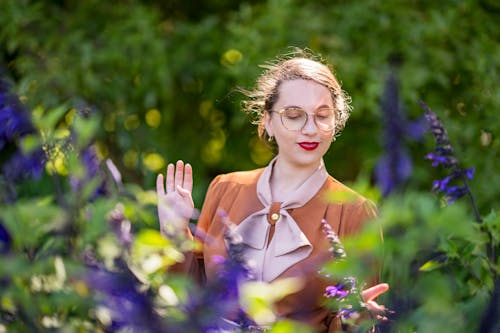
[282,104,333,110]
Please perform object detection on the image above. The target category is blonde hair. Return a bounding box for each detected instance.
[242,51,352,141]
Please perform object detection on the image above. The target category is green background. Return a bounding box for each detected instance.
[2,0,498,210]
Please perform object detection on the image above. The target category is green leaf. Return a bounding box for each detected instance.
[483,210,500,243]
[33,105,68,132]
[419,259,444,272]
[239,278,304,326]
[270,319,315,333]
[72,115,100,148]
[135,229,168,247]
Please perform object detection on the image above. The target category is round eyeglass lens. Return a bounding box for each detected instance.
[281,107,307,131]
[314,107,335,131]
[281,107,335,131]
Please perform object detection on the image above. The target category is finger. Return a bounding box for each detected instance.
[366,301,387,318]
[183,163,193,192]
[366,300,386,314]
[362,283,389,302]
[176,185,191,198]
[175,160,184,190]
[166,163,175,192]
[156,173,165,196]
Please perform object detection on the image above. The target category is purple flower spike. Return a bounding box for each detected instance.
[321,220,368,320]
[375,70,425,197]
[321,219,346,259]
[181,210,256,331]
[87,265,167,332]
[419,101,479,209]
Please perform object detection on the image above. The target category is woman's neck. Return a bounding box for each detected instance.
[270,157,322,200]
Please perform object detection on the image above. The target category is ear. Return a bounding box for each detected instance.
[263,111,274,138]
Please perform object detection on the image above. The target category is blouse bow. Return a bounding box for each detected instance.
[233,158,328,281]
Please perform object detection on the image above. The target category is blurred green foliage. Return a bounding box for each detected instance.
[1,0,499,332]
[1,0,498,209]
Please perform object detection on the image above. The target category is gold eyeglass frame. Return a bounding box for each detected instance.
[269,107,336,132]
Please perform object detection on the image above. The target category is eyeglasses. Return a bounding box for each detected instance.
[270,107,336,132]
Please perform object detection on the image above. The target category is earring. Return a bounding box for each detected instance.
[268,135,274,142]
[331,136,336,142]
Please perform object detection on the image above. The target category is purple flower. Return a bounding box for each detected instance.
[0,103,34,150]
[442,186,469,203]
[423,107,455,148]
[181,210,255,331]
[0,79,34,150]
[421,102,459,170]
[325,285,349,300]
[0,77,46,185]
[321,220,367,320]
[375,151,413,197]
[0,221,12,254]
[87,264,169,332]
[1,147,46,182]
[419,101,476,204]
[321,219,346,259]
[338,308,360,320]
[0,221,11,289]
[425,152,458,168]
[375,70,426,197]
[219,209,255,283]
[69,145,107,200]
[81,146,100,177]
[107,204,133,248]
[211,254,226,265]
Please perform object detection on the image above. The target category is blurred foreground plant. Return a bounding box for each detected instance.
[321,88,498,332]
[419,101,498,333]
[358,99,499,332]
[0,85,311,332]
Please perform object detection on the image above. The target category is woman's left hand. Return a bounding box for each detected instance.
[361,283,389,318]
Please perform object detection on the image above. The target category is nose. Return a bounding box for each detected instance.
[301,114,318,135]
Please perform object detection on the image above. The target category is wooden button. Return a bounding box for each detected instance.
[270,213,280,221]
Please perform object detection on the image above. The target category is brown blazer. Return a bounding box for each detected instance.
[187,168,378,332]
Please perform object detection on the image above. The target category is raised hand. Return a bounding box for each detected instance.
[156,160,194,236]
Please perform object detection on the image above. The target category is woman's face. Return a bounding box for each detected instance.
[264,79,335,170]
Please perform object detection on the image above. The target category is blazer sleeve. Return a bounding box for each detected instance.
[340,198,378,237]
[337,198,381,284]
[196,174,224,236]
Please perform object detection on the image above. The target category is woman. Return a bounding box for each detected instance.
[157,52,388,332]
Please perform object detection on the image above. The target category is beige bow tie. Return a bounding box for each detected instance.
[233,157,328,281]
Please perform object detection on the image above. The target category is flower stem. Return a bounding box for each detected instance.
[476,276,500,333]
[460,173,482,223]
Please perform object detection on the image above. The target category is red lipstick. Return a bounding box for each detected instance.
[298,142,319,151]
